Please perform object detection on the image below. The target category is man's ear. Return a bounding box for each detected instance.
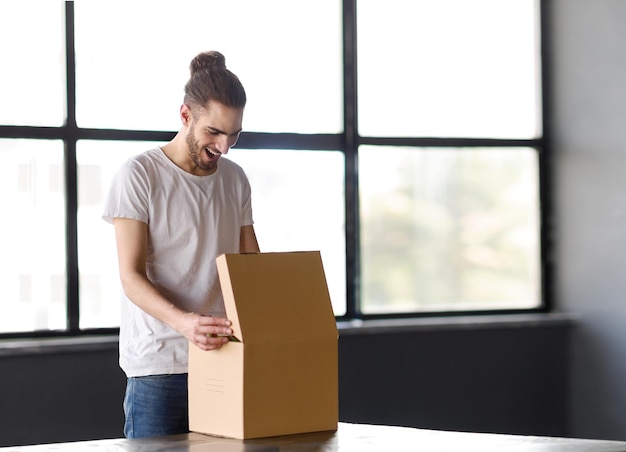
[180,104,192,127]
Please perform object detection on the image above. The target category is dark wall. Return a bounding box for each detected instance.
[338,321,571,437]
[0,341,126,447]
[0,318,571,447]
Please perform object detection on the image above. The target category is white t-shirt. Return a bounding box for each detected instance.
[102,147,254,377]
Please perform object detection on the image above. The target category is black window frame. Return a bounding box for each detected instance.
[0,0,552,339]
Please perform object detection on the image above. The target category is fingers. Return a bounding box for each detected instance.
[196,315,233,337]
[198,314,231,326]
[197,314,232,328]
[193,334,230,351]
[191,314,235,351]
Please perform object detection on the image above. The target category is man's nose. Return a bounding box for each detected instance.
[216,136,230,155]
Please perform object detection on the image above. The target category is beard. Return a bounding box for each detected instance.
[185,126,218,174]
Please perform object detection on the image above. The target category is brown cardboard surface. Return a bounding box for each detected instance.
[189,251,338,439]
[216,252,337,343]
[188,342,245,439]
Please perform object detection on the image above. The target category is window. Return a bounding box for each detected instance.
[358,0,541,139]
[0,0,545,337]
[0,140,66,333]
[357,0,543,315]
[359,146,540,314]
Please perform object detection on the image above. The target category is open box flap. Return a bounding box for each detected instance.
[216,251,337,344]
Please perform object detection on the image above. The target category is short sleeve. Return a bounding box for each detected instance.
[102,159,151,225]
[238,167,254,227]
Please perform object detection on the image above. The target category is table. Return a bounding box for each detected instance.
[5,423,626,451]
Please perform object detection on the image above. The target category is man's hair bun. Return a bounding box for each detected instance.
[184,50,246,109]
[190,51,227,76]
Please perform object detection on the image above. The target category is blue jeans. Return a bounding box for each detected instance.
[123,373,189,438]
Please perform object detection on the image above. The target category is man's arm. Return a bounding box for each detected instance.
[113,217,233,350]
[240,224,260,253]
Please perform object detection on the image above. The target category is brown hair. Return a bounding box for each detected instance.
[184,51,247,111]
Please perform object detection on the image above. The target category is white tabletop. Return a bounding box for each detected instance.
[5,422,626,451]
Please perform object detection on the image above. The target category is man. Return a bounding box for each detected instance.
[103,51,260,438]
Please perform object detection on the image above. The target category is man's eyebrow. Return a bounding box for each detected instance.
[206,126,242,136]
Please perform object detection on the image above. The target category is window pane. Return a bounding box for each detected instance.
[359,146,541,314]
[0,139,66,333]
[358,0,541,139]
[0,3,65,126]
[77,140,166,329]
[74,2,342,134]
[228,149,347,315]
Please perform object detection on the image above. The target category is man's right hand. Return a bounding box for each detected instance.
[179,312,233,351]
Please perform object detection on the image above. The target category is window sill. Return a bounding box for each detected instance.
[337,311,577,336]
[0,312,577,357]
[0,334,118,357]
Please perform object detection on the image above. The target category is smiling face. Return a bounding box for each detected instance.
[182,102,244,176]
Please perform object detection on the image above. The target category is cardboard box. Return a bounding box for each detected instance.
[188,251,339,439]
